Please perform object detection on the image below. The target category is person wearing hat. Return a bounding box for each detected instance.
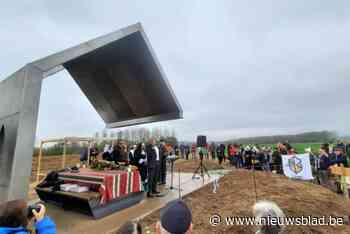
[329,146,347,193]
[331,146,347,167]
[156,199,193,234]
[0,200,57,234]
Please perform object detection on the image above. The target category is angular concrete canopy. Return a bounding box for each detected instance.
[0,23,182,201]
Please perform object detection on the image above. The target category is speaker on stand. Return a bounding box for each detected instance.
[196,135,207,148]
[193,135,210,181]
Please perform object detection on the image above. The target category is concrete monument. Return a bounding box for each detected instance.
[0,23,182,201]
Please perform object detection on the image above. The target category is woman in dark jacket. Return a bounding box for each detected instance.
[134,143,148,184]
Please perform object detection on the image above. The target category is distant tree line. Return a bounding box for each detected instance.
[33,141,84,157]
[227,131,337,145]
[33,127,177,156]
[94,127,177,144]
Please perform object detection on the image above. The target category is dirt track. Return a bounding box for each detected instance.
[141,169,350,234]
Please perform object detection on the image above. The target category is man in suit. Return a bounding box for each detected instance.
[146,138,160,197]
[159,138,168,185]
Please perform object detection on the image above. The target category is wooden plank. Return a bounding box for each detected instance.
[330,166,350,176]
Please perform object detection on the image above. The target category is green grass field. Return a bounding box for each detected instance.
[251,143,322,153]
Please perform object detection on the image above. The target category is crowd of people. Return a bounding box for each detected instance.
[82,138,171,198]
[83,139,350,192]
[2,138,349,234]
[172,141,350,192]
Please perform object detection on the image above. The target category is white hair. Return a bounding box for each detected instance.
[253,200,285,234]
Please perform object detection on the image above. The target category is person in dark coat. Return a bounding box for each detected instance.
[146,139,160,197]
[217,144,226,165]
[244,146,253,169]
[89,145,99,162]
[271,149,282,174]
[318,144,331,186]
[185,145,190,160]
[80,147,88,162]
[159,139,168,185]
[112,144,122,163]
[216,146,221,164]
[102,145,113,161]
[210,143,216,160]
[134,143,148,183]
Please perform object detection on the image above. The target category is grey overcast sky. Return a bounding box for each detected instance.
[1,1,350,141]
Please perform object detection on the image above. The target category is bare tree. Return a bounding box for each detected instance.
[151,127,161,141]
[117,131,123,141]
[146,128,151,142]
[102,129,108,138]
[171,129,176,138]
[130,128,138,143]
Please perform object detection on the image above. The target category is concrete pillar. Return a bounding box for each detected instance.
[0,65,43,201]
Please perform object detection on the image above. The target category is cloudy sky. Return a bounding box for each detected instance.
[1,1,350,141]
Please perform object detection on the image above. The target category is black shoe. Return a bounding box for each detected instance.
[147,192,155,198]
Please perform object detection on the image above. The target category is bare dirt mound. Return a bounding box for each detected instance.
[141,169,350,234]
[174,159,229,173]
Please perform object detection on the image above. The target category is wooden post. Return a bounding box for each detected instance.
[87,141,91,166]
[62,139,67,169]
[36,141,43,183]
[178,169,181,199]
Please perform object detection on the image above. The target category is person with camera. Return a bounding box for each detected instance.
[0,200,57,234]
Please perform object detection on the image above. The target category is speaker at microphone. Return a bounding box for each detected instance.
[196,135,207,147]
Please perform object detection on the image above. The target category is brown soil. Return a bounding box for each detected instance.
[29,154,81,201]
[141,169,350,234]
[31,154,81,181]
[173,158,230,173]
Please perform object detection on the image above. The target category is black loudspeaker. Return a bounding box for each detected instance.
[196,135,207,147]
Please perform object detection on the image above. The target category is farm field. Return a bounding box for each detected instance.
[140,169,350,234]
[249,142,322,153]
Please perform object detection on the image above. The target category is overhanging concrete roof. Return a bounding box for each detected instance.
[0,23,182,201]
[31,22,183,127]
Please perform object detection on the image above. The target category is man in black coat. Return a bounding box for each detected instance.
[159,139,168,185]
[146,139,160,197]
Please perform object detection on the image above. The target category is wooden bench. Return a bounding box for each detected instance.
[330,166,350,199]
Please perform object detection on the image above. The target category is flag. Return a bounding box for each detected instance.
[282,154,313,180]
